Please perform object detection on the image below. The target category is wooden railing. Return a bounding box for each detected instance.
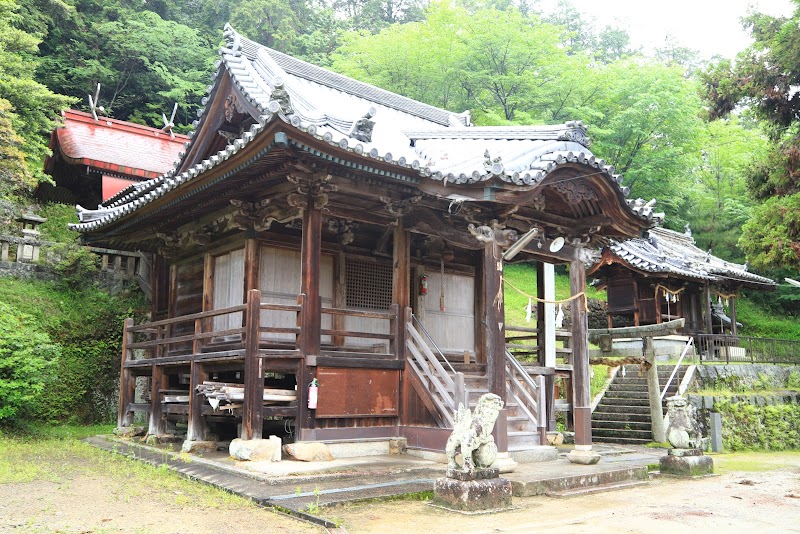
[121,290,402,366]
[505,324,573,364]
[404,307,466,428]
[505,349,547,445]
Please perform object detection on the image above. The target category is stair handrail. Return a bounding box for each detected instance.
[660,336,694,401]
[405,314,466,426]
[505,349,546,444]
[411,314,458,376]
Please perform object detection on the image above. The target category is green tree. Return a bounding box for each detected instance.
[0,0,73,195]
[701,1,800,269]
[33,2,214,130]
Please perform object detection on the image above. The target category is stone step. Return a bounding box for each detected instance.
[592,404,651,415]
[597,397,651,407]
[593,428,653,440]
[511,465,649,496]
[600,389,650,399]
[546,479,649,498]
[593,435,652,445]
[592,419,652,431]
[591,411,652,423]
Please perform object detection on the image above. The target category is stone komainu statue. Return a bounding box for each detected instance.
[445,393,504,473]
[666,395,702,449]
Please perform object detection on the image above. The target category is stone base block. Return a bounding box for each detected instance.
[566,449,601,465]
[181,440,217,454]
[446,467,499,481]
[668,447,703,457]
[230,436,282,461]
[144,434,182,446]
[114,426,145,438]
[660,453,714,477]
[283,441,334,462]
[433,476,512,512]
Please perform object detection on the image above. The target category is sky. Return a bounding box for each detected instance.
[539,0,796,59]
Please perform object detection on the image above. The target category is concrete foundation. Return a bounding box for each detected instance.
[659,448,714,476]
[433,470,512,512]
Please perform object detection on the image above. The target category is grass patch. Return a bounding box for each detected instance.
[0,426,254,510]
[590,365,610,398]
[711,451,800,474]
[504,263,604,326]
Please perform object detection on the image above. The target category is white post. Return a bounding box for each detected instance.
[544,263,556,368]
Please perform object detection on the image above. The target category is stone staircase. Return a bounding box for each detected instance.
[592,364,689,445]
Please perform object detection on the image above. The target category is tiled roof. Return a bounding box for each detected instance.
[604,226,775,287]
[47,110,188,180]
[69,24,660,233]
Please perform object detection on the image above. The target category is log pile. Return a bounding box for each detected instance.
[195,381,296,411]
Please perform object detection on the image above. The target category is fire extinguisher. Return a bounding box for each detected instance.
[308,378,319,410]
[419,273,428,296]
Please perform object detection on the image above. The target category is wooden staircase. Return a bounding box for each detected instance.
[405,317,548,452]
[592,364,689,444]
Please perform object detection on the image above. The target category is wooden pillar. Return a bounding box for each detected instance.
[242,288,264,440]
[332,252,346,347]
[569,258,592,447]
[244,238,260,293]
[704,284,713,334]
[393,220,412,426]
[297,199,322,438]
[730,297,738,337]
[484,240,506,402]
[147,364,167,436]
[482,240,507,453]
[186,360,208,441]
[117,318,135,428]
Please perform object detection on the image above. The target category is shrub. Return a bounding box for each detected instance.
[716,400,800,451]
[51,245,98,290]
[0,302,59,424]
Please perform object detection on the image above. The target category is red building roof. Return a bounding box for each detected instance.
[46,109,188,180]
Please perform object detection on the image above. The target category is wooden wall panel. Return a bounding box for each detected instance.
[213,248,244,331]
[422,272,475,353]
[259,246,333,342]
[315,367,399,418]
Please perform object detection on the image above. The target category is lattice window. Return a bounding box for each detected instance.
[346,258,392,310]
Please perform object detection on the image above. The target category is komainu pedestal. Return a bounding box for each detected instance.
[433,394,512,512]
[433,468,512,512]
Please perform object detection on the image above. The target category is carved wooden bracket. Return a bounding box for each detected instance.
[326,218,356,245]
[468,219,518,247]
[224,92,248,123]
[380,195,421,218]
[155,229,212,257]
[229,198,301,232]
[287,172,337,212]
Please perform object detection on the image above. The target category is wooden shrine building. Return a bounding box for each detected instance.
[42,109,188,208]
[588,225,775,336]
[71,25,660,457]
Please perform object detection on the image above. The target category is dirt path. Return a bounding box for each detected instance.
[1,441,798,533]
[331,454,800,534]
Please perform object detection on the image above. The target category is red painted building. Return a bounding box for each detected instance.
[42,109,188,208]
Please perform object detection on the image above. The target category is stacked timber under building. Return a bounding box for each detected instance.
[71,24,662,459]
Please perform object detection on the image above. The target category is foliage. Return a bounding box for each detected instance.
[716,400,800,451]
[0,277,146,424]
[684,117,768,262]
[734,295,800,339]
[0,0,74,195]
[36,202,80,243]
[32,1,215,131]
[51,244,99,290]
[699,2,800,270]
[0,302,59,424]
